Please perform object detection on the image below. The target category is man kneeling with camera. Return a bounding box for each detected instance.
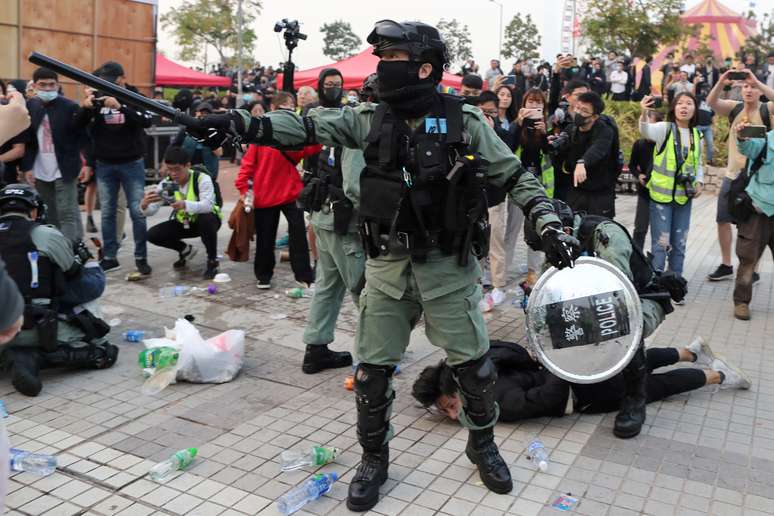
[0,184,116,396]
[142,146,222,279]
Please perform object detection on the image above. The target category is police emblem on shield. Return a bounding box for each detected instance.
[525,257,643,383]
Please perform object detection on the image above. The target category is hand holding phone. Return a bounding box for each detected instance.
[727,70,748,81]
[738,125,767,140]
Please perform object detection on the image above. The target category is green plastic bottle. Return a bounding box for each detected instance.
[148,448,197,482]
[138,347,179,369]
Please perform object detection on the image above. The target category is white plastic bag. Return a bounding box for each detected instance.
[143,319,244,385]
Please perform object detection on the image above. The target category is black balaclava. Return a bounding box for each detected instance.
[377,59,437,119]
[317,68,344,108]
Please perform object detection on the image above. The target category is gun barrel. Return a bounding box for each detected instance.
[28,52,199,127]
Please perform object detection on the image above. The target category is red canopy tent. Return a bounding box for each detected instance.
[277,48,463,92]
[155,53,231,88]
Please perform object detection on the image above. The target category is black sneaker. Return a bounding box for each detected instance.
[753,272,761,284]
[256,279,272,289]
[203,260,219,280]
[707,264,733,281]
[86,215,98,233]
[135,259,152,276]
[173,245,198,269]
[99,258,121,273]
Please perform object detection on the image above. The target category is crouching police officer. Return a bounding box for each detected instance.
[525,199,687,438]
[299,69,368,374]
[0,184,117,397]
[190,20,579,510]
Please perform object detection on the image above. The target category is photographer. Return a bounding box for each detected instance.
[74,61,153,275]
[141,146,222,280]
[639,93,704,281]
[551,91,619,218]
[549,56,586,114]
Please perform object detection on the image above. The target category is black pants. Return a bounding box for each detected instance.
[147,213,221,261]
[633,193,650,252]
[253,202,314,284]
[573,347,706,414]
[568,188,616,219]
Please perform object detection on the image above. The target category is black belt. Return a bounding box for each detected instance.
[379,230,442,251]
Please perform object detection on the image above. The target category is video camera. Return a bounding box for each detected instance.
[274,18,307,51]
[159,179,179,204]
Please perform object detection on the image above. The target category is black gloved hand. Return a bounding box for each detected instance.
[541,224,580,269]
[654,271,687,303]
[177,110,251,149]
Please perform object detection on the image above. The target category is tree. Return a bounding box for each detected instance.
[739,11,774,64]
[502,13,541,61]
[437,18,473,69]
[160,0,261,67]
[320,21,362,61]
[582,0,694,57]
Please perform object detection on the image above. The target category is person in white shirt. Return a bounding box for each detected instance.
[140,146,222,279]
[679,54,696,79]
[610,62,629,100]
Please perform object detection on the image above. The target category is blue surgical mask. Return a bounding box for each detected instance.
[242,94,253,103]
[37,90,58,103]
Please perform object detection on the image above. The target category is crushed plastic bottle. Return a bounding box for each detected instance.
[158,285,192,298]
[148,448,198,482]
[478,293,494,313]
[10,448,57,476]
[123,330,145,342]
[244,180,254,213]
[139,347,180,396]
[280,446,340,471]
[276,472,338,515]
[526,438,549,472]
[285,287,314,299]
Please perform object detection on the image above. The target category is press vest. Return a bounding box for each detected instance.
[648,123,701,205]
[359,94,488,260]
[172,171,221,224]
[0,216,58,302]
[516,148,554,198]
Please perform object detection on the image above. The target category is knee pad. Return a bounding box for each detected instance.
[452,354,497,397]
[354,363,395,406]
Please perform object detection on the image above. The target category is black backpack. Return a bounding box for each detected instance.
[190,164,223,208]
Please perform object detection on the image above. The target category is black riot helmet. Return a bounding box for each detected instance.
[0,183,47,222]
[359,72,379,102]
[524,199,575,251]
[367,20,449,82]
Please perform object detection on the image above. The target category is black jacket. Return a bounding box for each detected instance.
[489,341,569,422]
[557,118,617,192]
[75,99,152,166]
[20,96,84,181]
[628,138,655,199]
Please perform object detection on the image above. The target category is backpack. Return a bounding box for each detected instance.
[597,114,624,177]
[190,164,223,208]
[728,142,768,224]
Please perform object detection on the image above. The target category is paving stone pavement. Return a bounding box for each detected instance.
[3,192,774,516]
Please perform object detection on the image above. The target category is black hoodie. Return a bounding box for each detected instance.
[317,68,344,108]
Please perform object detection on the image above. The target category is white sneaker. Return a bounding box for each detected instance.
[686,336,715,367]
[490,288,507,306]
[712,356,752,390]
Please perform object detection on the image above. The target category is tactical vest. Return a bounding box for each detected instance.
[172,170,221,224]
[576,214,653,295]
[648,123,701,205]
[359,94,489,263]
[516,148,554,198]
[0,216,59,302]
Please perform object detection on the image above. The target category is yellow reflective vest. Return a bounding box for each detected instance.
[172,171,221,224]
[647,124,701,205]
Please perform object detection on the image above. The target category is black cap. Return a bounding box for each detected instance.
[94,61,125,83]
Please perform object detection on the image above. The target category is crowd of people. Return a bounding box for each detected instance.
[0,18,771,513]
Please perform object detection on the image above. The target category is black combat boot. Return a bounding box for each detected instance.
[453,356,513,494]
[614,344,648,439]
[347,364,393,512]
[9,349,42,397]
[301,344,353,374]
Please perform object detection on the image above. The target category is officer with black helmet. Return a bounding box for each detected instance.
[0,183,117,397]
[190,20,579,511]
[524,199,688,438]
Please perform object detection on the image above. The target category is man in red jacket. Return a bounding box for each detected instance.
[235,91,320,289]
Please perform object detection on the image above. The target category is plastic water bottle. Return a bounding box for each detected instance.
[138,347,179,369]
[526,439,549,472]
[478,293,494,313]
[123,330,145,342]
[148,448,198,482]
[280,446,340,472]
[244,180,254,213]
[285,287,314,299]
[276,472,338,515]
[158,285,191,298]
[10,449,57,476]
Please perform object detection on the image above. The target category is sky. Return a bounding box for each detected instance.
[156,0,773,71]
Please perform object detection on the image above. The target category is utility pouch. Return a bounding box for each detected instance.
[23,305,58,353]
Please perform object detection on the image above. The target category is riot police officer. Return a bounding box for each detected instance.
[299,68,366,374]
[0,184,117,396]
[525,199,687,438]
[190,20,579,511]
